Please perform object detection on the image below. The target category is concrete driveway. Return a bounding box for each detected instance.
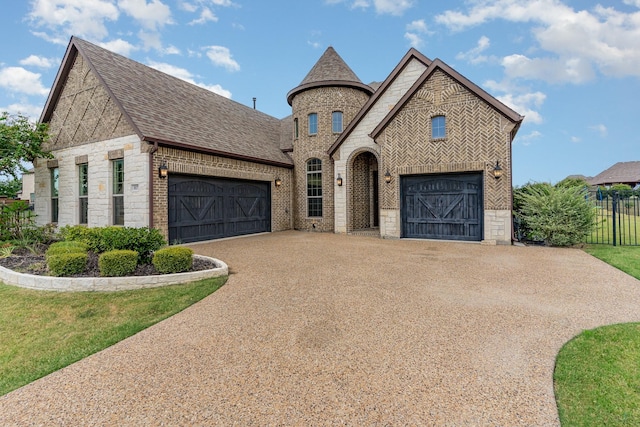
[1,231,639,425]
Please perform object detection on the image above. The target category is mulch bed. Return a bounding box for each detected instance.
[0,247,218,277]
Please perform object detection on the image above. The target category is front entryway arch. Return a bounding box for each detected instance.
[347,150,380,234]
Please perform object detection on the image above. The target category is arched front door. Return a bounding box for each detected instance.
[348,151,379,233]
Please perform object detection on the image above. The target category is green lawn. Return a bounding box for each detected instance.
[0,276,226,396]
[554,245,640,426]
[587,208,640,245]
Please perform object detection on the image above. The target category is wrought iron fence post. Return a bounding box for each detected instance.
[612,191,618,247]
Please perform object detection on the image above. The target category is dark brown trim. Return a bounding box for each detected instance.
[286,80,374,105]
[370,58,524,141]
[146,137,295,169]
[328,48,432,156]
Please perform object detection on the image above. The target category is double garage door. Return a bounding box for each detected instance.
[402,173,483,241]
[168,175,270,243]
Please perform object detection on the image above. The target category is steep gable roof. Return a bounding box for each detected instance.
[589,161,640,185]
[41,37,293,168]
[370,58,524,141]
[287,46,373,105]
[328,48,432,156]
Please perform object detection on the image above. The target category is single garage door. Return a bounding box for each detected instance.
[168,175,270,243]
[401,173,483,241]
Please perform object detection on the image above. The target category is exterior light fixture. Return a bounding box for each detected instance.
[336,174,343,186]
[492,160,503,179]
[158,162,168,179]
[384,170,392,184]
[275,177,282,187]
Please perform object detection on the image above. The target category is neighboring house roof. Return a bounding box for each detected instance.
[286,46,374,105]
[329,48,432,156]
[370,58,524,141]
[589,161,640,186]
[41,37,293,168]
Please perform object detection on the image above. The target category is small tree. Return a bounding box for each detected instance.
[514,183,595,246]
[0,112,51,180]
[0,178,21,198]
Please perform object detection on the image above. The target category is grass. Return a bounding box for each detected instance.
[0,276,226,396]
[554,245,640,426]
[587,208,640,246]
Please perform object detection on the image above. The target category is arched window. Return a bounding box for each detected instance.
[306,158,322,217]
[308,113,318,135]
[332,111,343,133]
[431,115,446,139]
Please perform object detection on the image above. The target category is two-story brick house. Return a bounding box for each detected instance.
[35,37,523,244]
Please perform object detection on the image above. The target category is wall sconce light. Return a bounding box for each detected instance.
[384,170,392,184]
[492,160,503,179]
[275,177,282,187]
[336,174,343,186]
[158,161,168,179]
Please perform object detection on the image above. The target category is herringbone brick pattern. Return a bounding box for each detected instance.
[379,69,515,211]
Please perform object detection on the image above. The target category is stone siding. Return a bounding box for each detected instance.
[34,135,149,228]
[291,86,370,232]
[152,146,293,240]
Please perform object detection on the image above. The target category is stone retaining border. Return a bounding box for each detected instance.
[0,255,228,292]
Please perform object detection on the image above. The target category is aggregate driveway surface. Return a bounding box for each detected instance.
[2,231,640,426]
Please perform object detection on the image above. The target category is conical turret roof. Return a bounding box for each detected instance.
[287,47,373,105]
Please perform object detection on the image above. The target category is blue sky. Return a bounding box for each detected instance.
[1,0,639,186]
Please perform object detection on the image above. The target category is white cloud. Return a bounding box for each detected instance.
[179,1,198,12]
[436,1,640,82]
[204,46,240,71]
[0,67,50,96]
[98,39,138,56]
[117,0,173,30]
[456,36,492,64]
[0,103,44,119]
[590,123,608,137]
[146,61,232,98]
[189,7,218,25]
[325,0,413,15]
[570,136,581,143]
[28,0,119,41]
[163,45,181,55]
[19,55,57,69]
[404,19,432,48]
[623,0,640,7]
[484,79,546,124]
[516,130,542,146]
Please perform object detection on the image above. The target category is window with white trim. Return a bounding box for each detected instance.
[306,158,322,217]
[112,159,124,225]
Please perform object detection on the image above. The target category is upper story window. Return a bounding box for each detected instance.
[306,158,322,217]
[294,118,299,139]
[112,159,124,226]
[431,115,446,139]
[332,111,343,133]
[50,167,59,223]
[308,113,318,135]
[79,163,88,224]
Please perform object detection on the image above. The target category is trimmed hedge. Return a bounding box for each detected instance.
[46,241,89,257]
[47,253,88,277]
[98,249,139,277]
[153,247,194,274]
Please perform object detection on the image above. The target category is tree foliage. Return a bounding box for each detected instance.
[514,181,595,246]
[0,112,51,179]
[0,178,21,198]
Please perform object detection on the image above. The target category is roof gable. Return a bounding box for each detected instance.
[328,48,432,156]
[370,58,524,141]
[42,37,293,168]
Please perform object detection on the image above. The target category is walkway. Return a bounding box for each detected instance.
[1,231,639,425]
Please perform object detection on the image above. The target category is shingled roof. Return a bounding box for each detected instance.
[589,161,640,186]
[287,46,373,105]
[41,37,293,168]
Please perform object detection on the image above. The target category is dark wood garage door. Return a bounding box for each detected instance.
[401,173,483,241]
[168,175,270,243]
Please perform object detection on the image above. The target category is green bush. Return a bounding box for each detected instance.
[98,250,138,277]
[45,241,88,259]
[153,247,194,274]
[47,253,88,277]
[60,226,166,263]
[514,183,595,246]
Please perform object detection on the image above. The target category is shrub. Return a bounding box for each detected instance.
[47,253,88,277]
[514,183,595,246]
[98,249,138,277]
[45,241,88,259]
[153,247,193,274]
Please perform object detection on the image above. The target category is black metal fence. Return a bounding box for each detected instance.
[586,190,640,246]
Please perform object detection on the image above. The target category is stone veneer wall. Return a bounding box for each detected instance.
[334,58,429,234]
[34,135,150,228]
[376,69,516,243]
[152,146,293,240]
[291,86,370,232]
